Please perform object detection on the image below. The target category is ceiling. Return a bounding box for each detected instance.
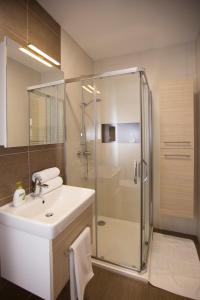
[38,0,200,61]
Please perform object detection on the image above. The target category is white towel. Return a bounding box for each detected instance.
[40,176,63,195]
[32,167,60,183]
[69,227,94,300]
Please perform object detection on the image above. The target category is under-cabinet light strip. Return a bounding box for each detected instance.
[28,44,60,66]
[19,48,52,67]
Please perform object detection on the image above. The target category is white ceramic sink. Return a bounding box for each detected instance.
[0,185,95,239]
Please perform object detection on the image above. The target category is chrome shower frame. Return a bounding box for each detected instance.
[65,67,153,272]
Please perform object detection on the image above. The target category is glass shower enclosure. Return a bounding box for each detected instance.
[65,67,153,272]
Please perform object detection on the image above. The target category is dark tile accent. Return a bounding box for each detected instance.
[0,144,65,206]
[29,143,63,152]
[0,188,30,206]
[0,152,29,199]
[0,196,13,207]
[29,146,65,181]
[0,146,28,155]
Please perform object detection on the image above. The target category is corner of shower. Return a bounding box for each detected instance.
[65,67,153,275]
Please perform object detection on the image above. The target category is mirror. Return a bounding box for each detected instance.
[29,83,65,145]
[0,37,65,147]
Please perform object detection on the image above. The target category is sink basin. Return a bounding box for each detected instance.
[0,185,95,239]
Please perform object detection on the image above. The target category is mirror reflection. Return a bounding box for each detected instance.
[1,37,65,147]
[29,83,65,145]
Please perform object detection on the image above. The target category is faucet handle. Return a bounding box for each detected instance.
[32,178,49,197]
[40,183,49,188]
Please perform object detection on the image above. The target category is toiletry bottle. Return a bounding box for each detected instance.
[13,181,26,207]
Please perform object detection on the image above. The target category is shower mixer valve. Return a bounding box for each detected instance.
[77,150,91,157]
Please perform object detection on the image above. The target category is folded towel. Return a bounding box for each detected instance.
[32,167,60,183]
[69,227,94,300]
[40,176,63,195]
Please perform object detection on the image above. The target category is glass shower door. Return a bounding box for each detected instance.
[94,73,142,270]
[65,68,152,272]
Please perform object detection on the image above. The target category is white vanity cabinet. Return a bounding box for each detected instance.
[0,205,93,300]
[0,186,94,300]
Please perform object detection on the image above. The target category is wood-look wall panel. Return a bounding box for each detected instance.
[0,0,27,43]
[0,0,61,63]
[160,148,194,218]
[159,80,194,148]
[159,80,195,218]
[28,0,60,36]
[52,206,93,299]
[28,0,61,63]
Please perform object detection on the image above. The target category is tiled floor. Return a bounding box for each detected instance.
[0,230,199,300]
[0,276,70,300]
[0,266,191,300]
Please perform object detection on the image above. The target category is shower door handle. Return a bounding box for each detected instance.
[133,160,138,184]
[143,159,148,182]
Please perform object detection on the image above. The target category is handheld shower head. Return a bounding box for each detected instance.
[82,98,102,107]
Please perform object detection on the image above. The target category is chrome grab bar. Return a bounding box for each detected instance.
[164,141,190,143]
[133,160,138,184]
[163,141,191,146]
[143,159,148,182]
[164,154,190,159]
[134,160,148,183]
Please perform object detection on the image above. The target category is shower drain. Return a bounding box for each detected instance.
[45,212,54,218]
[98,220,106,226]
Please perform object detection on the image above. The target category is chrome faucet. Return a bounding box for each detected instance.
[32,178,49,197]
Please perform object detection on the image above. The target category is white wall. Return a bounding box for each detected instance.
[94,42,197,235]
[61,29,93,78]
[196,33,200,242]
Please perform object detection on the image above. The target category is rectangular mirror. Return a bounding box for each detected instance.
[0,37,65,147]
[29,82,65,145]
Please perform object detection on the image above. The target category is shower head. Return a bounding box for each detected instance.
[82,98,102,107]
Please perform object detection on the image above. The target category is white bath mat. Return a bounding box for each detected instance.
[149,233,200,299]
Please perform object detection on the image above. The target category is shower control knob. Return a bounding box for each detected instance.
[77,150,91,157]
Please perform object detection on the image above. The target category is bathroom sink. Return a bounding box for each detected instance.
[0,185,95,239]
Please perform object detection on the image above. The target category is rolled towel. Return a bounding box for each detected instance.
[40,176,63,195]
[32,167,60,183]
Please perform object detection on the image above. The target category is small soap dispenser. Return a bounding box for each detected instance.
[13,181,26,207]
